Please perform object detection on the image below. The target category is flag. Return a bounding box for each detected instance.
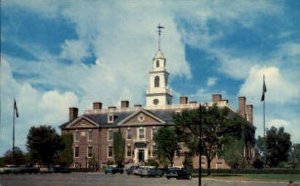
[261,75,267,101]
[14,99,19,118]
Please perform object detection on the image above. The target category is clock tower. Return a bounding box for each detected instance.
[146,25,173,107]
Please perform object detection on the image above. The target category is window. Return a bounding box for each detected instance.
[108,146,113,157]
[154,76,160,87]
[127,145,132,157]
[88,130,92,141]
[152,127,158,140]
[88,146,93,158]
[74,146,79,158]
[156,60,159,67]
[74,130,79,142]
[152,144,157,156]
[108,130,113,141]
[127,129,132,140]
[108,114,114,123]
[138,128,145,140]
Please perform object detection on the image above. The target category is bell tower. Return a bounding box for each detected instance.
[146,25,173,107]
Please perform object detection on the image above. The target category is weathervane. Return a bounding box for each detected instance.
[157,24,164,51]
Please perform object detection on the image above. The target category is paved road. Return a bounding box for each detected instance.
[0,172,292,186]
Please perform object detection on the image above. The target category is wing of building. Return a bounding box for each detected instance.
[60,27,255,169]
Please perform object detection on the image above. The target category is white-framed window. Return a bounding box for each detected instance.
[127,145,132,157]
[108,129,113,141]
[152,127,158,140]
[108,114,114,123]
[127,128,132,140]
[88,146,93,158]
[88,130,92,141]
[108,145,113,157]
[152,144,157,157]
[74,146,79,158]
[138,127,145,140]
[74,130,79,142]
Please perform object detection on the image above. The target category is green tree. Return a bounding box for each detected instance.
[113,130,125,167]
[223,138,244,169]
[27,125,64,166]
[58,134,73,166]
[2,147,26,165]
[174,105,245,175]
[266,126,291,167]
[153,127,180,167]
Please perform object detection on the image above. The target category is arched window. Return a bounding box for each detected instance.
[154,76,160,87]
[156,60,159,67]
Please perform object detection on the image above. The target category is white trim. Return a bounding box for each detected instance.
[108,114,114,123]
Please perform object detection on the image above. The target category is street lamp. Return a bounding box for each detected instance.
[198,104,203,186]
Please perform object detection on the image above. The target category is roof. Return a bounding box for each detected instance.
[60,108,176,129]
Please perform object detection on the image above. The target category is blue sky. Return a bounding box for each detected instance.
[1,0,299,155]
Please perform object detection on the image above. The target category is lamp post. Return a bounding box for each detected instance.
[291,145,295,170]
[198,104,202,186]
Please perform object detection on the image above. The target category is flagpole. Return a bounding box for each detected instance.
[262,75,266,138]
[13,100,16,164]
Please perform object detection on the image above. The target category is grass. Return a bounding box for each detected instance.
[194,173,300,182]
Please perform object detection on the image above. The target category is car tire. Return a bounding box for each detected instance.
[167,177,170,179]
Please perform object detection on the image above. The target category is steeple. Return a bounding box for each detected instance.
[146,25,173,107]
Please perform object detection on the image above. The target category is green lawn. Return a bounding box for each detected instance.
[196,173,300,182]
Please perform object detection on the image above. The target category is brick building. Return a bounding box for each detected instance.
[60,27,255,169]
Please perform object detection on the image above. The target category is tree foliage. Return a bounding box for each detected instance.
[223,138,244,169]
[153,127,180,167]
[266,126,291,167]
[58,134,73,166]
[174,105,245,175]
[113,130,125,167]
[2,147,26,165]
[27,125,64,166]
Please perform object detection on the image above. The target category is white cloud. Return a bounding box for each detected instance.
[0,57,79,155]
[60,40,90,63]
[239,66,299,104]
[267,119,289,128]
[207,77,217,87]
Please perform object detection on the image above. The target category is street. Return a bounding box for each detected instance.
[0,173,290,186]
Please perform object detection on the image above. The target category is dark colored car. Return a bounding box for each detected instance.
[0,164,40,174]
[147,167,164,177]
[166,169,192,180]
[125,166,139,175]
[53,165,71,173]
[105,166,124,174]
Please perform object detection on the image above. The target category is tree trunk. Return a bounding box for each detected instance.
[206,157,211,176]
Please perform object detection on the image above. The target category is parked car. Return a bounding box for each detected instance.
[133,166,153,176]
[145,167,164,177]
[0,164,39,174]
[104,165,124,174]
[125,165,139,175]
[166,168,192,180]
[51,165,70,173]
[0,165,19,174]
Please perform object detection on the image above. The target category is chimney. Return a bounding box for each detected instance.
[246,105,253,124]
[93,102,102,110]
[180,96,188,104]
[69,107,78,121]
[238,96,246,118]
[212,94,222,103]
[121,100,129,108]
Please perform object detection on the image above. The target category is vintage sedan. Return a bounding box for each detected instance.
[104,165,124,174]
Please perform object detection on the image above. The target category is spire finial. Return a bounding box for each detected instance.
[157,24,164,51]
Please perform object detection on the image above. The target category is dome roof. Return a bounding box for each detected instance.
[154,50,165,59]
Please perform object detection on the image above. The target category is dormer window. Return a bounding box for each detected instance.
[108,114,114,123]
[156,60,159,67]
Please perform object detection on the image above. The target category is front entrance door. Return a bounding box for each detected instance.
[138,149,145,162]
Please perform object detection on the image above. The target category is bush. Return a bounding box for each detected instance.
[252,158,264,169]
[145,158,159,167]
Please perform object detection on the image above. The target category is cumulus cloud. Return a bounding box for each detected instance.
[239,66,299,104]
[267,119,290,128]
[0,57,79,154]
